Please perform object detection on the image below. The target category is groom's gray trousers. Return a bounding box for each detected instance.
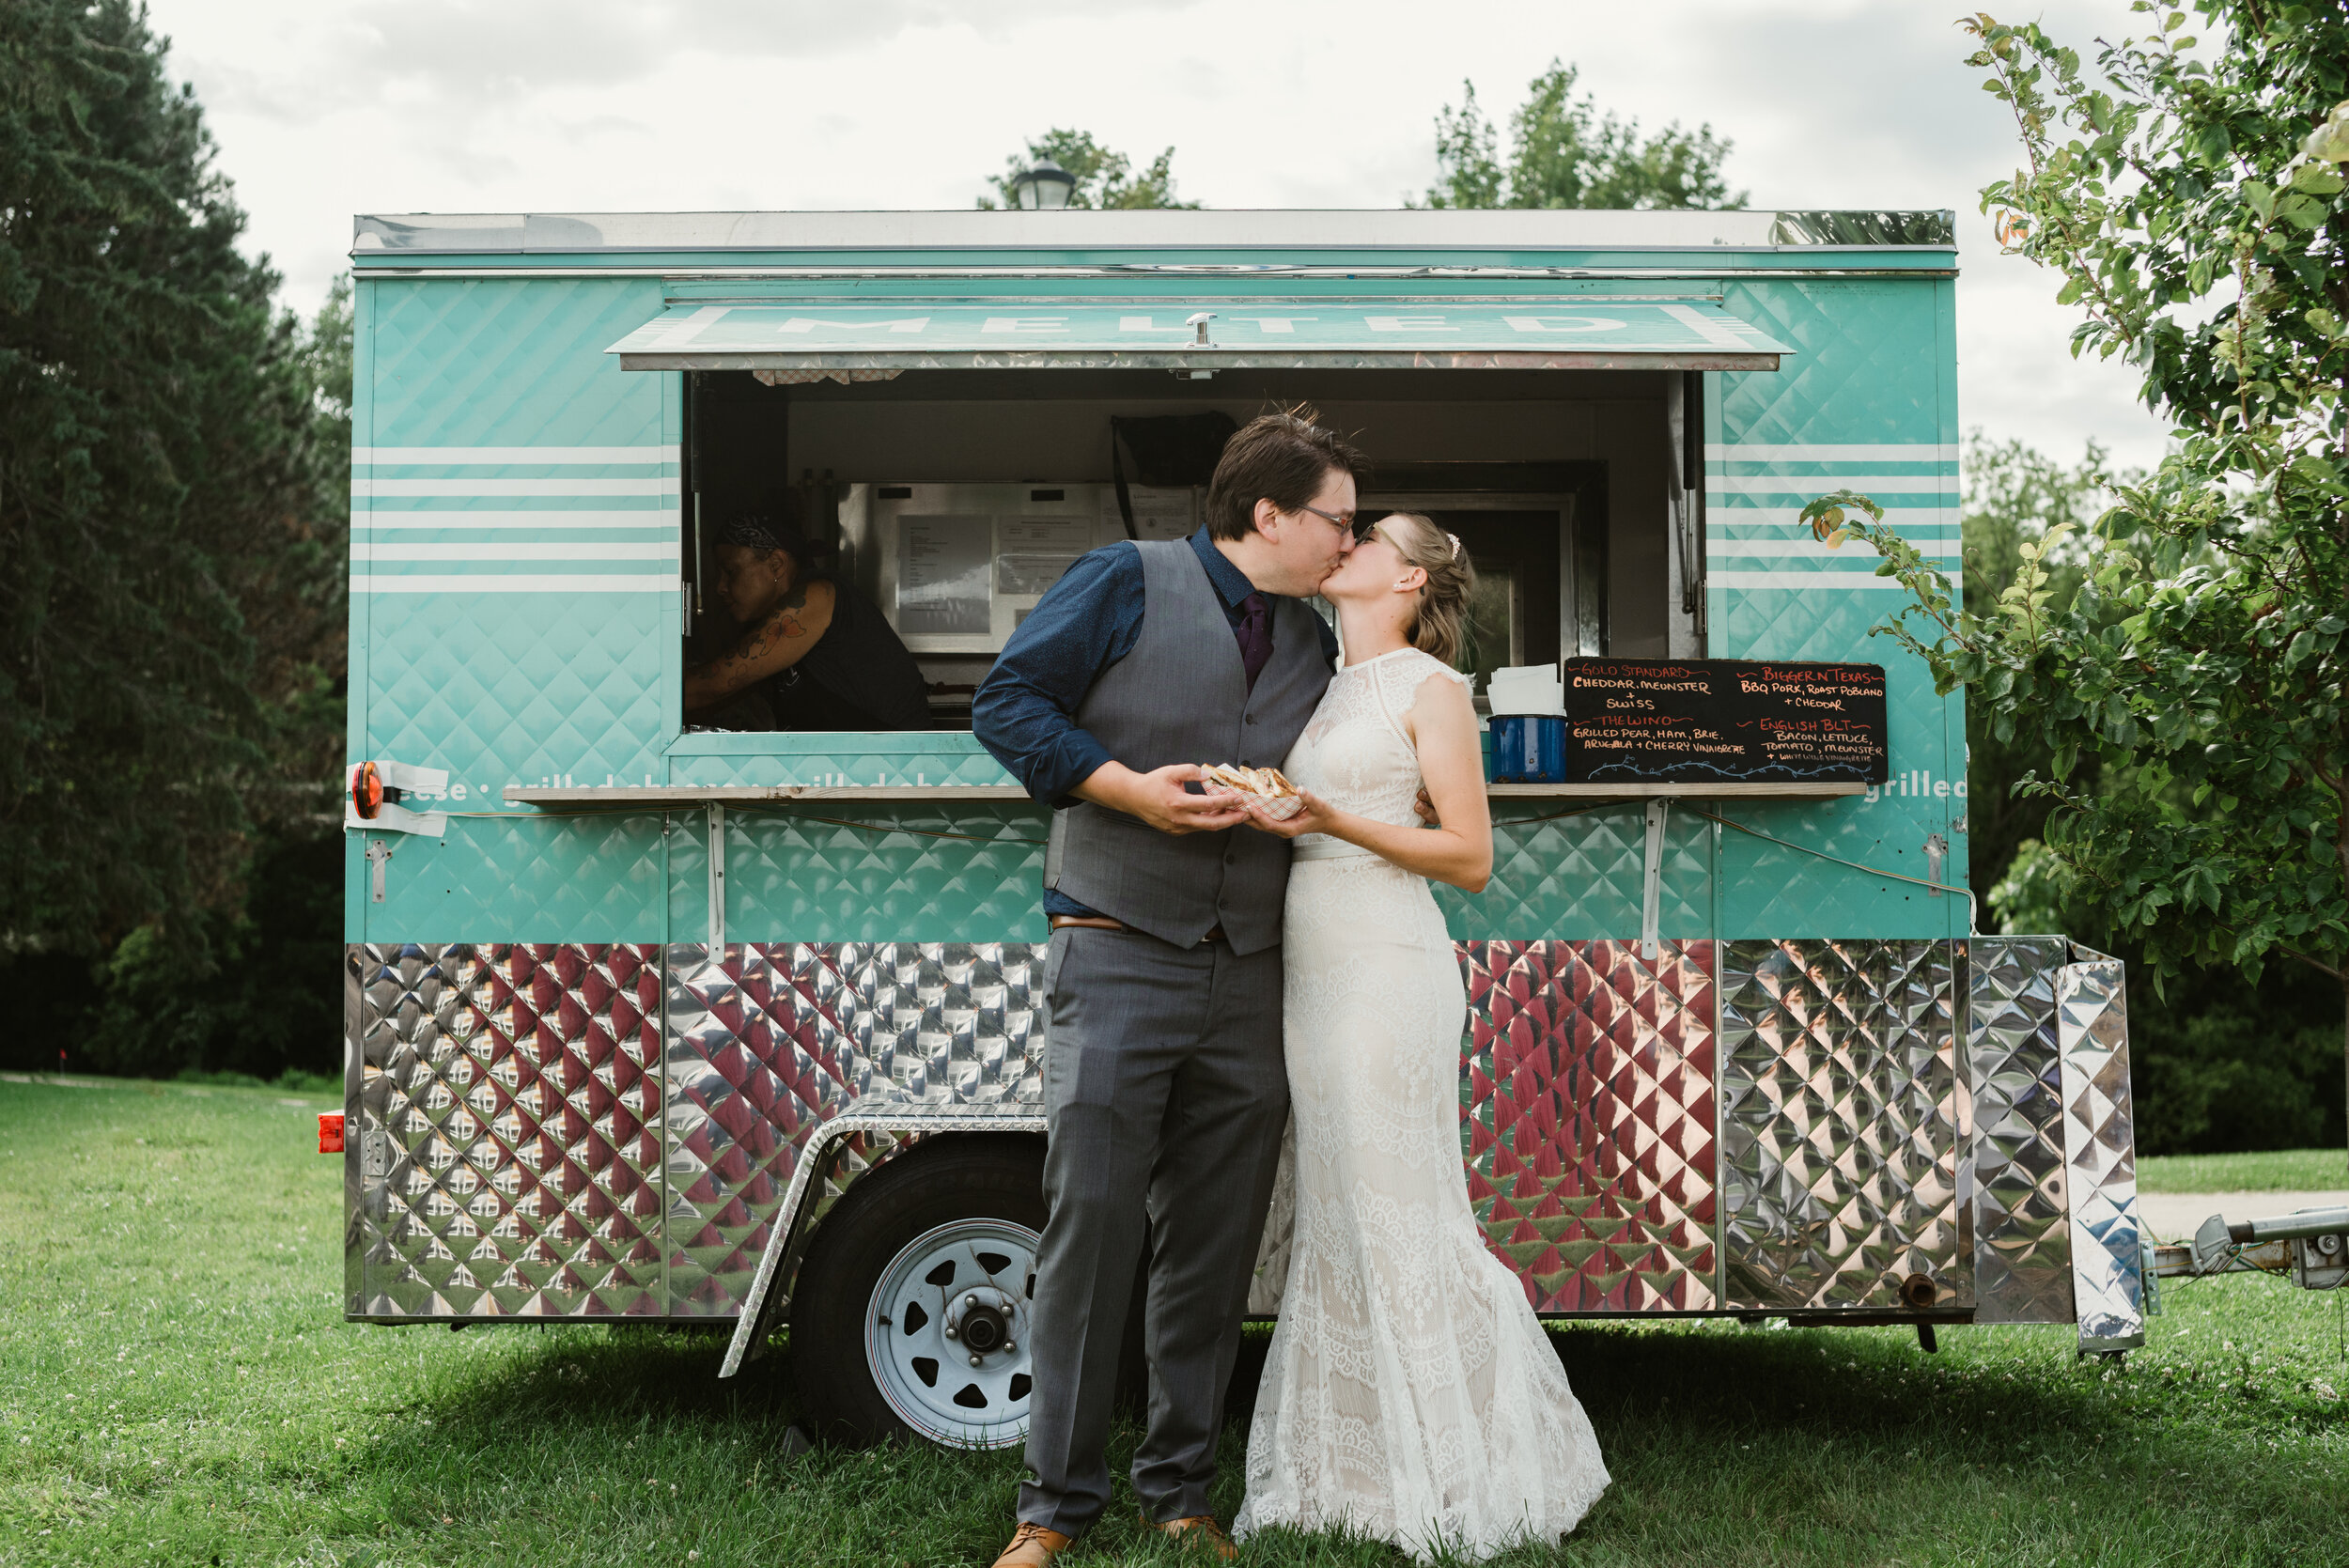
[1016,924,1290,1533]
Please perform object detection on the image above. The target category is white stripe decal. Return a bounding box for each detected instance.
[352,542,678,562]
[1700,505,1956,527]
[350,574,676,594]
[1711,570,1958,590]
[354,478,677,497]
[352,512,677,531]
[1708,474,1957,495]
[1707,520,1957,536]
[352,446,675,464]
[1704,442,1961,461]
[1705,540,1957,560]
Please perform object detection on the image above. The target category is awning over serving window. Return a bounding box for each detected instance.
[604,300,1791,373]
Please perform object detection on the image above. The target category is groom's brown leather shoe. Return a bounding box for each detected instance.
[989,1521,1074,1567]
[1143,1513,1239,1560]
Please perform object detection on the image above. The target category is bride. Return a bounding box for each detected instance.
[1231,512,1610,1562]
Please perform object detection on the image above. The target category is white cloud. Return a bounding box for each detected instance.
[149,0,2167,469]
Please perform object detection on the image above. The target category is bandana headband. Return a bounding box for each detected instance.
[719,515,825,559]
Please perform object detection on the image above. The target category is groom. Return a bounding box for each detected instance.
[972,409,1366,1565]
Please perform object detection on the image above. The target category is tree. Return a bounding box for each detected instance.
[977,129,1201,210]
[1801,4,2349,1162]
[1416,60,1743,210]
[1955,433,2111,895]
[1965,432,2344,1155]
[0,2,346,1065]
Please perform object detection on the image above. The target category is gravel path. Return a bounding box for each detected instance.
[2136,1189,2349,1242]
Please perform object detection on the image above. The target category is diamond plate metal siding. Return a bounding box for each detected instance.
[1719,939,1968,1311]
[356,934,2025,1326]
[351,940,1051,1320]
[703,801,1711,946]
[2058,954,2146,1350]
[353,274,679,943]
[353,943,666,1317]
[1704,275,1964,943]
[367,276,672,449]
[664,945,860,1313]
[1461,940,1718,1312]
[362,593,674,832]
[1966,937,2074,1324]
[1715,279,1947,449]
[722,810,1053,943]
[1438,804,1712,940]
[663,941,1050,1314]
[364,813,669,941]
[343,952,366,1312]
[1711,798,1961,942]
[665,808,709,937]
[666,947,834,1315]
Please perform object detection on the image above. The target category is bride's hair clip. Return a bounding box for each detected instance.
[1446,531,1464,561]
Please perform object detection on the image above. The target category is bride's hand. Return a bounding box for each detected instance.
[1237,788,1335,839]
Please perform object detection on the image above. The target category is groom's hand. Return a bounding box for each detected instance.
[1076,762,1251,835]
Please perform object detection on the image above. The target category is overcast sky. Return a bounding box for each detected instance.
[150,0,2170,473]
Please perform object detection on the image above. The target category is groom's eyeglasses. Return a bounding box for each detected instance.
[1295,503,1363,537]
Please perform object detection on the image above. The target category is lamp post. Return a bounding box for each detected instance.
[1011,159,1077,211]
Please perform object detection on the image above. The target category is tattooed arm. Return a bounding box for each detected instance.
[683,579,837,712]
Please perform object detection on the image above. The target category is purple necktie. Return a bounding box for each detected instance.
[1236,592,1272,692]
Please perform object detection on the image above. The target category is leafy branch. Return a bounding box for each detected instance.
[1798,6,2349,1082]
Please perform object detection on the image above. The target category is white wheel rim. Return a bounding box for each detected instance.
[865,1217,1040,1450]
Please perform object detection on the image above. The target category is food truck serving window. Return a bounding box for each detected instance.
[615,300,1791,733]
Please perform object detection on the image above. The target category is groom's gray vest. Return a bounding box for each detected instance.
[1044,538,1330,955]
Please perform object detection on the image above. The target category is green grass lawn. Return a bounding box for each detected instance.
[2137,1146,2349,1194]
[5,1075,2349,1567]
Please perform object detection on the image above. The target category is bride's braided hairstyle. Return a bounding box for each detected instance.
[1377,511,1477,667]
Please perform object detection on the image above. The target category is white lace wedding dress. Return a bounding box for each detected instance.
[1234,647,1610,1563]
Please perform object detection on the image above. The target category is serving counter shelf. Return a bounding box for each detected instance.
[503,781,1866,805]
[499,782,1869,954]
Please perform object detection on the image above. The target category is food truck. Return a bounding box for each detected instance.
[340,205,2153,1451]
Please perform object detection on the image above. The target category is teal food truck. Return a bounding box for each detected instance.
[341,206,2148,1451]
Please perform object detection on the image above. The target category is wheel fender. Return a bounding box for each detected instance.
[720,1110,1046,1378]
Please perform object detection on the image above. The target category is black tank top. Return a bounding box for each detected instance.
[758,578,931,731]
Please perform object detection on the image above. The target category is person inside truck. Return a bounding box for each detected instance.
[683,515,932,730]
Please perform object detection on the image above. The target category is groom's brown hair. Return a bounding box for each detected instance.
[1205,404,1368,541]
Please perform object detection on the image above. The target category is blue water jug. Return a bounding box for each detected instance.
[1488,716,1566,784]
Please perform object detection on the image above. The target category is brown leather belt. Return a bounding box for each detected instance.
[1050,915,1227,943]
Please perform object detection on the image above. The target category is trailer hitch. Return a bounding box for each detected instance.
[2148,1205,2349,1293]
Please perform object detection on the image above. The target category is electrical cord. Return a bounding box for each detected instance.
[1685,806,1979,935]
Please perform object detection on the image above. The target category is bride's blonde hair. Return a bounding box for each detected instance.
[1376,512,1477,667]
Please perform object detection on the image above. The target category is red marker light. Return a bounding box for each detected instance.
[319,1113,345,1154]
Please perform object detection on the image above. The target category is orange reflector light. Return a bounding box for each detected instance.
[319,1112,345,1154]
[351,761,384,819]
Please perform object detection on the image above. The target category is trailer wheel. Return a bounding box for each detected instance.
[791,1135,1048,1450]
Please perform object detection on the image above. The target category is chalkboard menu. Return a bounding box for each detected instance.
[1564,659,1889,784]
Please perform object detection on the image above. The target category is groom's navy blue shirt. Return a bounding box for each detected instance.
[972,526,1338,919]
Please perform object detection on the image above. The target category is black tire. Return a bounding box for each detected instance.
[791,1134,1049,1448]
